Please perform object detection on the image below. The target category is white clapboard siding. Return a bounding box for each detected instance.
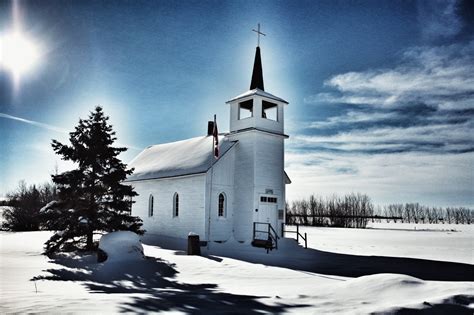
[131,174,207,239]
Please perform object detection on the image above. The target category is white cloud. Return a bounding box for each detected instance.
[294,121,473,153]
[301,40,474,154]
[293,37,474,206]
[309,111,398,129]
[0,112,143,151]
[0,112,68,133]
[306,41,474,111]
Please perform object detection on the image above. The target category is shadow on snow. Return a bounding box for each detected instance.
[387,295,474,315]
[32,252,309,314]
[142,234,474,282]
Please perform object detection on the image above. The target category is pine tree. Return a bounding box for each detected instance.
[42,106,143,253]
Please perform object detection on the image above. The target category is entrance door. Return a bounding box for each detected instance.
[254,196,278,240]
[258,203,276,224]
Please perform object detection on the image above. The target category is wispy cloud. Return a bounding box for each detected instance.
[0,113,68,133]
[301,40,474,156]
[288,36,474,205]
[417,0,463,40]
[293,121,473,154]
[306,41,474,111]
[0,112,143,151]
[309,111,398,129]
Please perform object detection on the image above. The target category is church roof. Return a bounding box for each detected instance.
[226,88,289,104]
[126,136,236,182]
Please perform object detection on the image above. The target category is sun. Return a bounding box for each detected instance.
[0,31,40,77]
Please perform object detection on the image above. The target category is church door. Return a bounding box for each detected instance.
[258,204,276,224]
[255,196,278,240]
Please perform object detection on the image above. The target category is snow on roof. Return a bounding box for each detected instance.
[226,88,289,104]
[126,135,236,182]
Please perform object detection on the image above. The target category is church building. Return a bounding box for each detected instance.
[126,37,290,248]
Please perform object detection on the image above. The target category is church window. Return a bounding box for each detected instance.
[260,196,277,203]
[218,193,226,217]
[268,197,277,203]
[148,195,154,217]
[239,99,253,119]
[262,100,277,121]
[173,193,179,217]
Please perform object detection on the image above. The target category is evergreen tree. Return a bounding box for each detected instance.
[42,106,143,253]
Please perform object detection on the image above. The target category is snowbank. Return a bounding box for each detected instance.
[98,231,144,262]
[1,230,473,314]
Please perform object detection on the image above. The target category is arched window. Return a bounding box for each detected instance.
[218,193,226,217]
[173,193,179,217]
[148,194,154,217]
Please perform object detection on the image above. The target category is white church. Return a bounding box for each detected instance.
[126,37,290,249]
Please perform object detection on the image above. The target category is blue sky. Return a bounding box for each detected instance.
[1,0,473,206]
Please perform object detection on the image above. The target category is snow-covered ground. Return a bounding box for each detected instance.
[1,224,473,314]
[299,222,473,264]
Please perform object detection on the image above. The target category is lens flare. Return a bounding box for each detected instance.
[0,31,40,77]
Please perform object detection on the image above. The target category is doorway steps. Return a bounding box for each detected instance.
[252,222,279,253]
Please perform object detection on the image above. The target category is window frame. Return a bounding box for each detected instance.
[260,195,278,204]
[238,99,254,120]
[173,192,179,217]
[148,194,154,217]
[262,100,278,122]
[218,192,226,218]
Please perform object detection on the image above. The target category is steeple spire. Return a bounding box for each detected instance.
[250,45,264,91]
[250,24,265,91]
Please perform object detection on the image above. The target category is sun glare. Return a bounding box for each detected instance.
[0,31,40,77]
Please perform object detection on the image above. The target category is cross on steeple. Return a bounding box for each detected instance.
[252,23,266,47]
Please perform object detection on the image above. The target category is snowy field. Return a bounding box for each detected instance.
[1,223,473,314]
[302,222,474,264]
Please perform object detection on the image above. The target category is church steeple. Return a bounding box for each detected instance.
[250,47,264,91]
[226,23,288,135]
[250,23,266,91]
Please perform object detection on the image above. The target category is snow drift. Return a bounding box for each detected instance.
[98,231,144,262]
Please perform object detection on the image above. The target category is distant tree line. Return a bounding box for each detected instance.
[1,180,57,231]
[3,180,473,234]
[375,203,473,225]
[286,193,375,228]
[286,194,473,228]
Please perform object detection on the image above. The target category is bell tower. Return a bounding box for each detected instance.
[226,26,289,241]
[227,41,288,136]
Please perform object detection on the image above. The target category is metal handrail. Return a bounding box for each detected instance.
[267,224,278,250]
[282,223,307,248]
[268,224,280,240]
[253,222,279,250]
